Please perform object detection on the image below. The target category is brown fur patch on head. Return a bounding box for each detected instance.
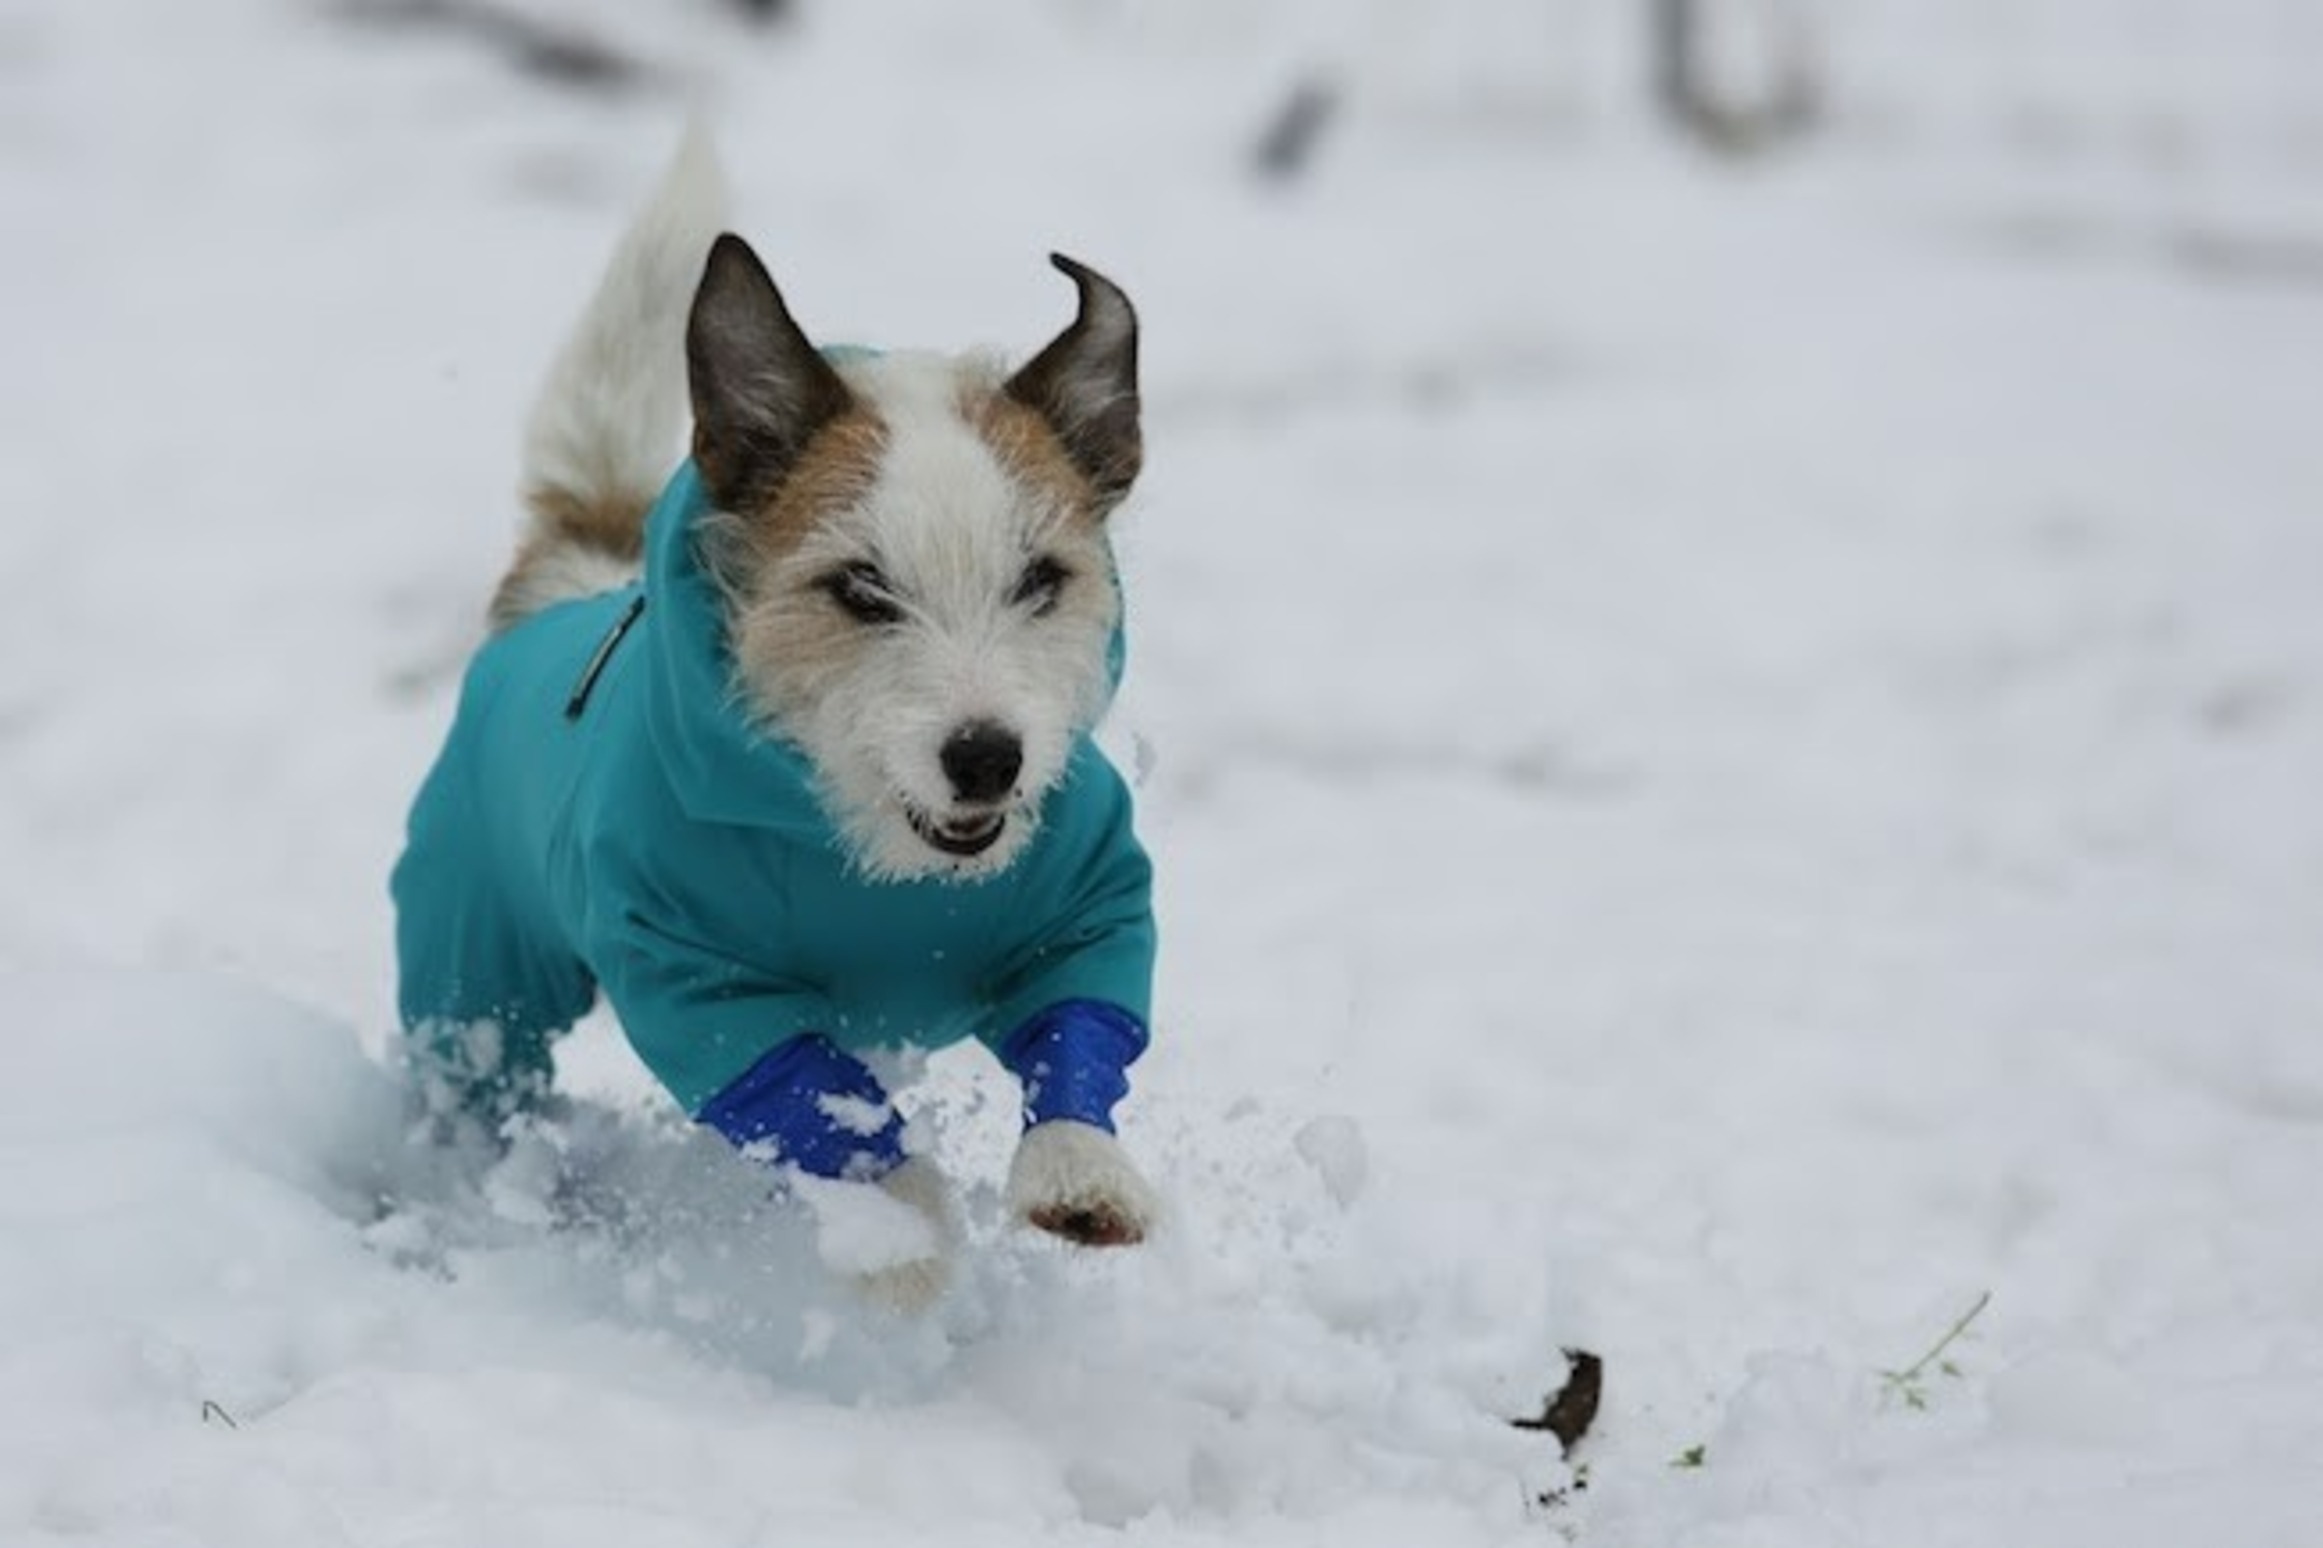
[705,404,889,581]
[963,377,1125,696]
[960,376,1125,666]
[710,402,889,727]
[962,386,1105,527]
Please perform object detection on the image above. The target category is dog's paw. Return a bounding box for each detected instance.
[857,1251,951,1315]
[861,1154,960,1312]
[799,1156,957,1313]
[1006,1120,1159,1248]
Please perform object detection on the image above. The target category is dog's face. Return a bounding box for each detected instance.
[686,239,1142,881]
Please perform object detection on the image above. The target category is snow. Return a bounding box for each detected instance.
[5,1,2322,1543]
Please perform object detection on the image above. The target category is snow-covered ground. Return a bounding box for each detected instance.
[5,2,2321,1543]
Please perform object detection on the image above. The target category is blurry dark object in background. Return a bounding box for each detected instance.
[1652,0,1817,156]
[336,0,655,94]
[732,0,796,22]
[1252,74,1340,184]
[2166,224,2323,291]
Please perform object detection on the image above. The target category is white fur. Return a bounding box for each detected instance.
[516,121,729,601]
[749,352,1121,883]
[1006,1119,1161,1240]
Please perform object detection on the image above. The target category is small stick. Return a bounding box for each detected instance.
[1884,1290,1992,1385]
[1880,1290,1992,1408]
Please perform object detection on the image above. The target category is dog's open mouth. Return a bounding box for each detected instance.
[907,805,1007,858]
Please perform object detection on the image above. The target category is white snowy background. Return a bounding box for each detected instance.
[4,1,2321,1543]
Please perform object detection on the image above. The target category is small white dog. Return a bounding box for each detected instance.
[392,129,1161,1304]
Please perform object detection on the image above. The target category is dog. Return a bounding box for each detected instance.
[391,129,1160,1305]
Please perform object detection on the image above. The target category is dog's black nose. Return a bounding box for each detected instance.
[941,720,1023,804]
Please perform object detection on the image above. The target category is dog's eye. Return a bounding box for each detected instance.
[1010,556,1071,617]
[821,562,905,626]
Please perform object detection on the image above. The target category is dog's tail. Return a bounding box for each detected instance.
[491,123,730,631]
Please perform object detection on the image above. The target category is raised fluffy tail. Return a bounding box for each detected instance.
[491,123,729,630]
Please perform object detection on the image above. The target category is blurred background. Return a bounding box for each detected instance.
[6,0,2318,1020]
[3,2,2321,1540]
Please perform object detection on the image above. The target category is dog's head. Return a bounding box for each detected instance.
[685,235,1142,882]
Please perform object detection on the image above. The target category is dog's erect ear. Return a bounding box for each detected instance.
[1004,253,1142,512]
[687,233,853,509]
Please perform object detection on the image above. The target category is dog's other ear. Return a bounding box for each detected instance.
[1005,253,1142,513]
[687,233,853,509]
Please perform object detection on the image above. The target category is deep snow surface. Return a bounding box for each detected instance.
[4,2,2322,1544]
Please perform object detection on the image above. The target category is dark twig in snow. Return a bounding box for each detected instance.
[1880,1290,1993,1410]
[199,1399,239,1431]
[1513,1347,1604,1450]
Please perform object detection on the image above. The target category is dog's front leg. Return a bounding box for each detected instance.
[697,1033,956,1306]
[855,1154,959,1311]
[993,1000,1160,1246]
[1007,1119,1159,1246]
